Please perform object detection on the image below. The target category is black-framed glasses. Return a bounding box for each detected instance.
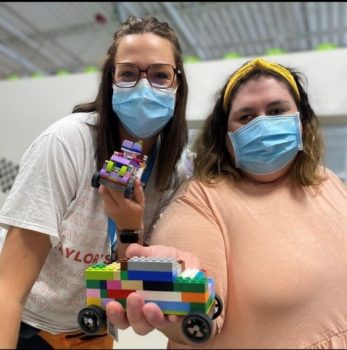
[114,63,181,89]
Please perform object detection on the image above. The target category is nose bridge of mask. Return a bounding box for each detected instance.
[123,78,176,103]
[232,112,301,135]
[138,78,178,97]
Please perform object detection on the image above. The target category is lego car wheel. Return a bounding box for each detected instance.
[77,305,106,335]
[212,294,223,320]
[91,172,100,188]
[124,176,135,198]
[182,312,212,343]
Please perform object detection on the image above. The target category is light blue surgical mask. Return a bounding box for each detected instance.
[227,112,303,175]
[112,79,176,139]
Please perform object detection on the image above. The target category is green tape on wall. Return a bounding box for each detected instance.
[83,66,98,73]
[315,43,338,51]
[56,69,70,76]
[183,56,201,63]
[223,52,242,59]
[266,48,285,56]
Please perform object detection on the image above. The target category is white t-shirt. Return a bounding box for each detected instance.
[0,112,188,333]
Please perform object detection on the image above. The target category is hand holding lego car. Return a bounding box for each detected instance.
[104,243,220,345]
[99,178,144,231]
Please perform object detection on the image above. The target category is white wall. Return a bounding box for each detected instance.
[1,48,347,206]
[185,48,347,121]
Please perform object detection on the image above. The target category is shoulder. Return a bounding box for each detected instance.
[318,166,346,190]
[172,177,232,204]
[40,112,97,139]
[28,112,98,154]
[19,112,98,167]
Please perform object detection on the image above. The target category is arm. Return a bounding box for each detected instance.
[0,226,51,349]
[106,182,228,345]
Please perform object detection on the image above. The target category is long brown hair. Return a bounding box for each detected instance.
[192,63,325,186]
[73,16,188,191]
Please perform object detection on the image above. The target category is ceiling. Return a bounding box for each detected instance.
[0,1,346,80]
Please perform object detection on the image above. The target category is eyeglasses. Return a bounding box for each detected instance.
[114,63,181,89]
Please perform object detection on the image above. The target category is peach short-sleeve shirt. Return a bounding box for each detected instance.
[151,168,347,349]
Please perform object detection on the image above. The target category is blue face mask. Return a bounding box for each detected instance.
[112,79,176,139]
[227,112,303,175]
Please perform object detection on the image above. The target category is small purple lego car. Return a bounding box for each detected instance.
[91,140,148,198]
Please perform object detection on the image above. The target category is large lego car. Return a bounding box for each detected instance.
[77,256,223,343]
[91,139,148,198]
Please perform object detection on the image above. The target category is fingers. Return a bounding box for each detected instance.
[99,180,144,208]
[99,185,123,205]
[126,293,154,335]
[133,178,145,207]
[99,184,144,229]
[125,244,202,269]
[126,243,149,258]
[106,301,129,330]
[106,294,177,337]
[142,302,174,329]
[99,186,120,217]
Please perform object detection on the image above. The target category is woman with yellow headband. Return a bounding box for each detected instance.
[105,57,347,349]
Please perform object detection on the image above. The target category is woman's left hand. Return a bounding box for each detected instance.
[99,177,144,230]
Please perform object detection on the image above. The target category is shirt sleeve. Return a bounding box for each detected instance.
[0,132,78,247]
[150,180,228,335]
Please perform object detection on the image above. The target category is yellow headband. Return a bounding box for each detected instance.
[223,57,300,113]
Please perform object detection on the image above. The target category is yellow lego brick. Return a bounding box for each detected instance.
[121,280,144,290]
[86,297,101,306]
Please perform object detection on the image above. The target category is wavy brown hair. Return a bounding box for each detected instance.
[192,62,325,186]
[73,16,188,191]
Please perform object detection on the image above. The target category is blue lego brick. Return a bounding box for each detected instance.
[128,270,177,282]
[146,300,191,314]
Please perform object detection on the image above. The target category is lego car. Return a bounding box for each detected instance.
[77,256,223,343]
[91,139,148,198]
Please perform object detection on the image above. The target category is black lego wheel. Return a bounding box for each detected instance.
[124,176,135,198]
[91,172,100,188]
[212,293,223,320]
[182,312,212,343]
[77,305,106,335]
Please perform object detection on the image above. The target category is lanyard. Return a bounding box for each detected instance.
[107,142,158,261]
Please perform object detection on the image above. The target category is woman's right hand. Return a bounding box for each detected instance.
[105,243,202,340]
[99,178,144,230]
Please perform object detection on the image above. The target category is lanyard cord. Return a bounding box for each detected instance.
[107,142,158,261]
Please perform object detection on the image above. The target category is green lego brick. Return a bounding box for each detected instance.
[85,262,120,280]
[100,289,108,298]
[117,298,126,308]
[85,270,115,280]
[86,280,102,288]
[121,271,128,280]
[173,276,207,292]
[164,310,187,316]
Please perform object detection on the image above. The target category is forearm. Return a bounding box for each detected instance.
[0,296,23,349]
[0,227,51,348]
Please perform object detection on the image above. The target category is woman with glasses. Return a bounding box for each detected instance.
[0,16,189,349]
[105,58,347,349]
